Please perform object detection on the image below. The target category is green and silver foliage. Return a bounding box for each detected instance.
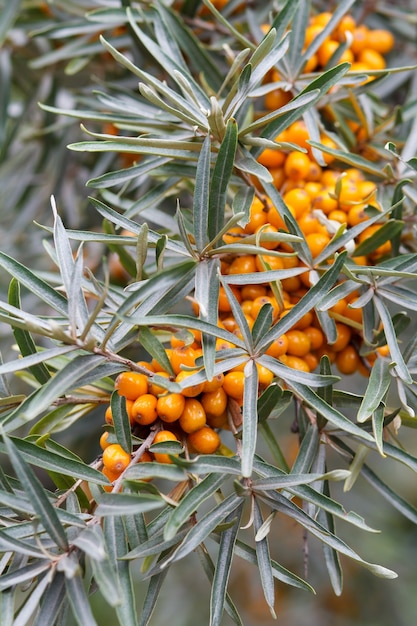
[1,0,417,624]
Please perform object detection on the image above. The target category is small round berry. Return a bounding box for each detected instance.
[179,398,207,433]
[102,444,131,475]
[131,393,158,425]
[187,426,221,454]
[157,393,186,422]
[153,430,180,464]
[201,386,228,417]
[223,371,245,400]
[115,371,148,400]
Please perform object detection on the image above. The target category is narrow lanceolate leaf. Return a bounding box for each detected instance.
[8,279,51,384]
[3,354,109,431]
[33,572,66,626]
[193,133,211,252]
[357,358,391,423]
[138,569,169,626]
[0,530,48,559]
[0,560,51,592]
[253,498,276,619]
[289,381,374,442]
[95,493,165,517]
[161,494,243,569]
[65,569,98,626]
[208,118,238,244]
[194,258,220,382]
[210,504,243,626]
[110,391,132,454]
[241,360,259,478]
[138,326,175,376]
[372,405,386,458]
[374,296,412,384]
[13,571,52,626]
[3,435,68,551]
[104,515,138,626]
[318,481,343,596]
[290,423,320,474]
[0,251,68,314]
[164,473,227,541]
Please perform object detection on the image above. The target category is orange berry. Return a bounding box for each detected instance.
[131,393,158,425]
[115,371,148,400]
[99,431,111,450]
[280,354,310,372]
[137,360,155,373]
[251,295,279,320]
[358,224,391,258]
[179,398,207,433]
[255,253,285,272]
[218,285,241,312]
[222,226,245,245]
[347,204,369,227]
[102,465,120,491]
[257,363,274,387]
[335,14,356,40]
[201,386,228,417]
[331,323,352,352]
[304,24,324,47]
[281,275,302,293]
[366,29,394,54]
[175,370,205,397]
[265,334,289,357]
[244,200,268,234]
[350,25,370,55]
[306,232,331,257]
[304,352,319,371]
[335,345,360,374]
[203,373,225,393]
[358,48,386,70]
[317,39,340,67]
[286,330,312,357]
[313,190,338,214]
[284,151,312,181]
[264,88,292,111]
[240,283,267,301]
[298,213,322,236]
[102,444,131,475]
[257,146,286,169]
[206,411,229,429]
[286,120,310,149]
[187,426,221,454]
[283,188,312,217]
[344,299,363,324]
[105,400,134,425]
[270,167,286,189]
[223,371,245,400]
[153,430,179,464]
[255,223,280,250]
[169,346,198,375]
[328,209,348,224]
[157,392,186,423]
[304,326,324,350]
[228,254,257,274]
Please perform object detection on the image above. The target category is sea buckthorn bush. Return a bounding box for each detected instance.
[1,1,417,624]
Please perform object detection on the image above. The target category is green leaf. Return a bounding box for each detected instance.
[0,0,21,47]
[0,560,51,592]
[241,360,259,477]
[8,279,51,384]
[208,118,238,244]
[289,381,373,442]
[253,498,276,619]
[110,391,132,454]
[357,358,391,423]
[2,434,68,551]
[374,296,412,384]
[32,572,66,626]
[0,251,68,315]
[95,492,165,517]
[291,423,319,474]
[164,473,227,541]
[257,383,291,423]
[195,258,220,382]
[318,480,343,596]
[65,568,98,626]
[138,569,169,626]
[104,515,138,626]
[193,134,211,252]
[210,504,243,626]
[160,494,243,569]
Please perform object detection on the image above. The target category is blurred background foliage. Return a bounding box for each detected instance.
[1,0,417,624]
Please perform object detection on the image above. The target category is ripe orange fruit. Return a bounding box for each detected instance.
[306,232,331,257]
[175,370,205,397]
[153,430,180,464]
[187,426,221,454]
[102,444,131,474]
[331,323,352,352]
[131,393,158,425]
[335,345,360,374]
[156,392,186,423]
[286,330,312,357]
[223,371,245,400]
[179,398,207,433]
[115,371,148,400]
[201,386,228,417]
[169,346,198,375]
[284,151,312,181]
[99,431,111,450]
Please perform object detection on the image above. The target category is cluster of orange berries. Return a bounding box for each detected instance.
[219,115,392,377]
[100,349,230,484]
[265,11,394,111]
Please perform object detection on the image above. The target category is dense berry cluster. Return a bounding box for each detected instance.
[101,12,395,486]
